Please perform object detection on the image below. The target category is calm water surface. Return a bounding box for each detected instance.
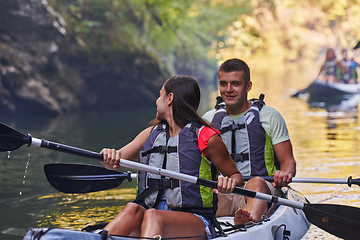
[1,60,359,240]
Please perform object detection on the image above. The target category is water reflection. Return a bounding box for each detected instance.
[37,188,136,230]
[296,93,360,161]
[307,93,360,113]
[307,93,360,132]
[0,107,154,240]
[292,92,360,239]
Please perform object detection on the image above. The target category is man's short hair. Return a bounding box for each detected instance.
[219,58,250,83]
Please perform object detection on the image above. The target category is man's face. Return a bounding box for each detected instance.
[218,70,252,113]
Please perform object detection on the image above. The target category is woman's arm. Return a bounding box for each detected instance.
[203,134,244,193]
[101,127,152,169]
[336,61,347,72]
[318,64,324,76]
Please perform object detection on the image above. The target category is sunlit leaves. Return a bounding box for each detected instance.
[215,0,360,62]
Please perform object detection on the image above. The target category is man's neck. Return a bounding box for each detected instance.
[226,101,251,115]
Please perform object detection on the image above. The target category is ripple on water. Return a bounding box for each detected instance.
[302,225,342,240]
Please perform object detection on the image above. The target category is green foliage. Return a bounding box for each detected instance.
[49,0,360,71]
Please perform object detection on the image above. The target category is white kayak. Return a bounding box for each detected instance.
[306,79,360,96]
[22,186,310,240]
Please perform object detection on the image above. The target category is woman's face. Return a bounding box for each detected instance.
[326,49,335,61]
[156,86,169,120]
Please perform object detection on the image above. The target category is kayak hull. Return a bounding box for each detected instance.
[306,80,360,97]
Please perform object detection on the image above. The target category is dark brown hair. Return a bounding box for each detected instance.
[150,75,211,129]
[164,75,211,128]
[219,58,250,83]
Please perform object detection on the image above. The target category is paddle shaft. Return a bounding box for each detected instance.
[31,137,104,159]
[67,172,358,187]
[243,176,359,187]
[27,136,304,210]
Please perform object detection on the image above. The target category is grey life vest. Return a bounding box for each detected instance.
[211,95,279,176]
[135,121,218,217]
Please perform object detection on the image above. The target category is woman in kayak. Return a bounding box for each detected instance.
[101,75,245,239]
[318,48,345,83]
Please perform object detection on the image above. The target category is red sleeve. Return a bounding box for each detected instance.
[198,127,220,153]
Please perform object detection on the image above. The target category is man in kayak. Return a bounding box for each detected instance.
[101,75,244,239]
[339,48,360,84]
[202,58,296,225]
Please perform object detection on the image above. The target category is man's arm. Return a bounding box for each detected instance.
[272,139,296,187]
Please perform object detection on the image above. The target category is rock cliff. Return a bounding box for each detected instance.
[0,0,164,116]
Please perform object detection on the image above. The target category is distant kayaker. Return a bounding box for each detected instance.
[339,48,360,84]
[202,58,296,225]
[101,75,244,239]
[318,48,345,83]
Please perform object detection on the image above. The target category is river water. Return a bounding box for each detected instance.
[1,60,360,240]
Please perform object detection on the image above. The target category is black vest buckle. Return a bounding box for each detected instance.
[160,177,179,188]
[232,153,249,163]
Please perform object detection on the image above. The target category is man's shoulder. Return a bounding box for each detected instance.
[260,104,276,110]
[259,105,278,116]
[202,109,216,123]
[259,105,285,124]
[203,103,283,122]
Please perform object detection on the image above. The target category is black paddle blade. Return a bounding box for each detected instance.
[44,163,132,194]
[291,88,307,98]
[348,176,360,187]
[354,41,360,50]
[0,123,31,152]
[303,203,360,240]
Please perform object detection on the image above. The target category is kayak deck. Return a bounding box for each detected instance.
[215,186,310,239]
[22,187,310,240]
[216,204,309,239]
